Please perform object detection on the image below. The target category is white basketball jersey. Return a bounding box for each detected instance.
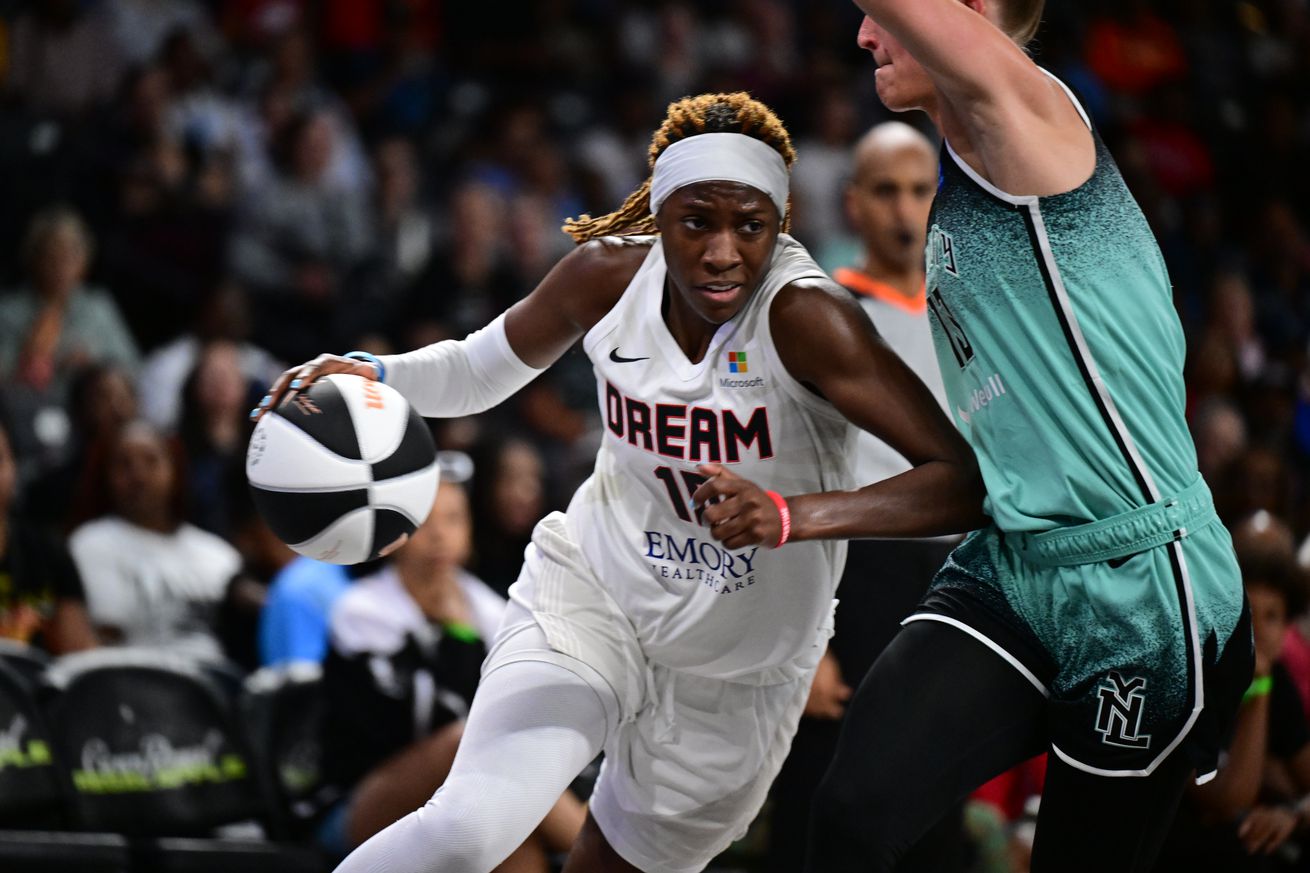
[565,234,856,680]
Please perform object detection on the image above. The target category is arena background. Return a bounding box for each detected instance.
[0,1,1308,872]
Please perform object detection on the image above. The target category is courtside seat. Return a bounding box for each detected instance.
[0,658,65,827]
[44,647,266,836]
[44,647,332,873]
[0,640,51,690]
[241,661,339,841]
[0,658,133,872]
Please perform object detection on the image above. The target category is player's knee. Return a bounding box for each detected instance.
[414,786,524,872]
[412,809,497,872]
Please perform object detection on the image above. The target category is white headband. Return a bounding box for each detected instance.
[649,133,790,219]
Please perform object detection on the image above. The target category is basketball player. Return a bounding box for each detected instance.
[768,121,967,873]
[806,3,1251,872]
[254,92,986,873]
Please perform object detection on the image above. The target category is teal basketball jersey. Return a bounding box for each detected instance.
[917,77,1248,779]
[925,78,1196,533]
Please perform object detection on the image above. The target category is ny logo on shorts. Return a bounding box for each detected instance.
[1094,671,1152,749]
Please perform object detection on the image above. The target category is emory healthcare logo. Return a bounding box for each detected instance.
[1094,671,1151,749]
[727,351,748,374]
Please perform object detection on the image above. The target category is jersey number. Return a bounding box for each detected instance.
[927,287,975,368]
[655,466,708,524]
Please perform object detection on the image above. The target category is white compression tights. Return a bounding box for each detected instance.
[333,646,609,873]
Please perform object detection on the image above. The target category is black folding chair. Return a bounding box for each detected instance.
[241,662,339,841]
[0,657,130,872]
[44,648,330,873]
[0,640,51,689]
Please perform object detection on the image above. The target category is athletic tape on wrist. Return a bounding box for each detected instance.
[765,490,791,548]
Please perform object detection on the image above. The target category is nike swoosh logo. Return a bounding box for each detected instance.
[609,348,650,364]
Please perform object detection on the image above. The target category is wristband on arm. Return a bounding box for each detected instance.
[441,621,482,644]
[343,350,386,383]
[1244,675,1274,703]
[764,490,791,548]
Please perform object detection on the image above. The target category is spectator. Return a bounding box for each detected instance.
[67,420,239,660]
[789,87,862,268]
[1155,512,1310,871]
[467,437,547,597]
[393,181,521,345]
[136,282,284,432]
[1084,0,1188,98]
[350,136,437,339]
[257,555,352,668]
[1206,272,1268,386]
[220,468,291,672]
[0,207,140,393]
[24,363,138,532]
[159,26,242,159]
[229,106,373,362]
[107,0,221,68]
[0,417,97,654]
[5,0,124,117]
[245,26,372,194]
[319,478,585,862]
[177,340,260,536]
[0,207,140,472]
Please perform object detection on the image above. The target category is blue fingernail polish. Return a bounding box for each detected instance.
[259,395,271,407]
[290,379,302,389]
[249,408,260,419]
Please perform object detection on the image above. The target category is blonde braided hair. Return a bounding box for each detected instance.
[563,92,797,244]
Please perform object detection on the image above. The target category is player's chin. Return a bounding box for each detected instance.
[874,76,919,114]
[874,84,909,113]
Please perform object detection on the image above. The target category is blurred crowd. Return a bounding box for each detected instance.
[0,0,1309,870]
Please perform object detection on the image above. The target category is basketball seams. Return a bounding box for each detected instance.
[247,374,438,564]
[275,377,363,460]
[247,413,372,491]
[326,373,410,463]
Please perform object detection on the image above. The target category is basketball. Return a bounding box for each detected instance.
[245,374,438,564]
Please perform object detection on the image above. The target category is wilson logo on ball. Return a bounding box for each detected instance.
[362,379,386,410]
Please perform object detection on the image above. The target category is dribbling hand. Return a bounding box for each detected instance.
[692,463,785,550]
[250,353,382,421]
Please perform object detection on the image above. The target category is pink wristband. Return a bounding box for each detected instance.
[764,490,791,548]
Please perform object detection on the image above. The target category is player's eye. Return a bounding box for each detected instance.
[681,216,708,230]
[740,220,765,234]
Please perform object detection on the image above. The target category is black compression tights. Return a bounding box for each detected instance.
[805,620,1192,873]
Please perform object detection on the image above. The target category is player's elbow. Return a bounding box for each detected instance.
[957,459,988,527]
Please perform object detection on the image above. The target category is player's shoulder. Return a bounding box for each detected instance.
[765,235,847,308]
[549,235,655,328]
[769,271,878,372]
[772,274,863,323]
[565,235,654,287]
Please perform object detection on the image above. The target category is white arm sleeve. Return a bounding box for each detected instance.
[377,313,546,418]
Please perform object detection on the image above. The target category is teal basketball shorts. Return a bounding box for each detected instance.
[906,480,1251,780]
